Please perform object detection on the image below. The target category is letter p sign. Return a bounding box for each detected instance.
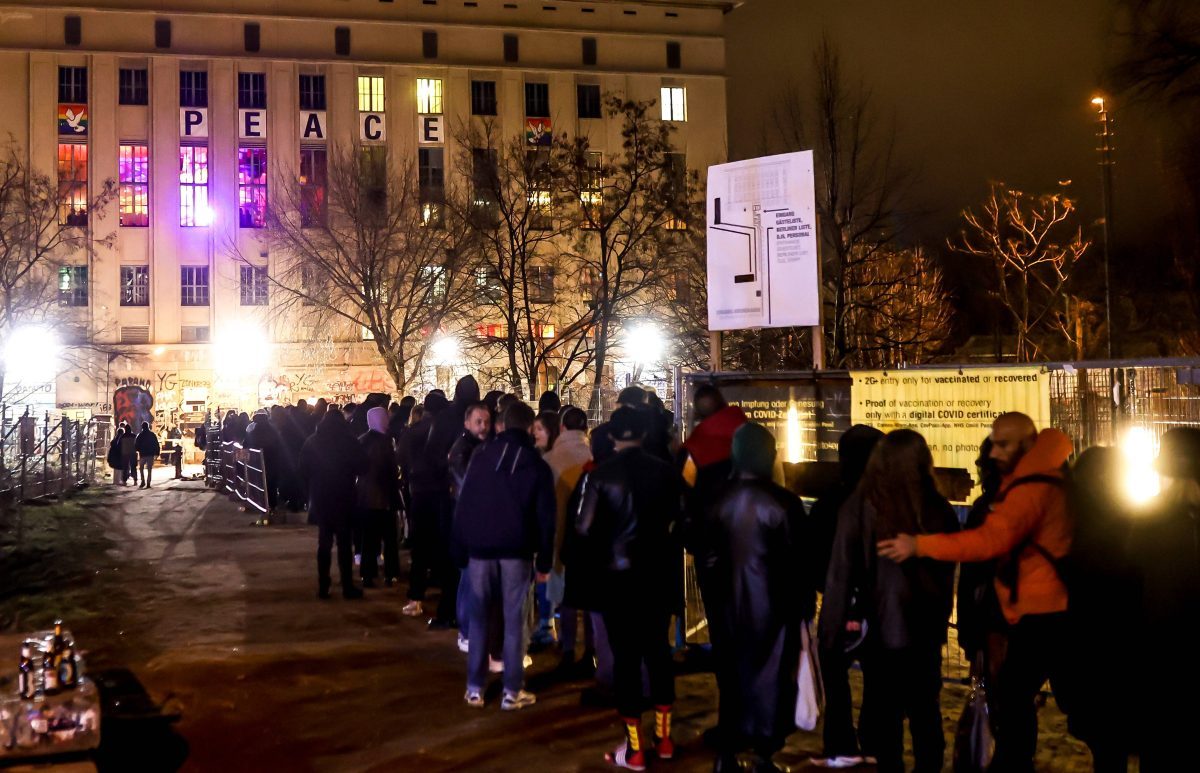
[180,108,209,138]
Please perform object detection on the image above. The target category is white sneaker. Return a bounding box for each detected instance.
[810,756,864,769]
[401,601,425,617]
[457,635,469,653]
[353,553,361,566]
[464,689,484,708]
[501,690,536,711]
[489,657,504,673]
[523,654,533,668]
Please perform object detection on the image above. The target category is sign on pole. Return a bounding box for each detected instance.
[706,151,820,331]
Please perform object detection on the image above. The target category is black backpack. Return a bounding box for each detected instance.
[991,468,1073,604]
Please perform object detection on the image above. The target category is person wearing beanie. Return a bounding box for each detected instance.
[708,423,814,772]
[538,390,562,415]
[590,386,648,464]
[573,405,682,770]
[357,406,402,588]
[397,390,450,617]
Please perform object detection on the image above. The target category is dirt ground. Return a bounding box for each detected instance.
[0,477,1096,772]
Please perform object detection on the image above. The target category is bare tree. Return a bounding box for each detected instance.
[771,36,942,367]
[0,142,117,399]
[555,95,689,402]
[841,245,953,367]
[239,146,476,393]
[951,183,1091,362]
[449,121,588,398]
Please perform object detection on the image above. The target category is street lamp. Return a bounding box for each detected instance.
[1091,94,1115,358]
[625,321,665,366]
[4,325,62,387]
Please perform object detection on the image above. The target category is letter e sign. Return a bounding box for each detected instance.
[239,109,267,140]
[418,115,444,145]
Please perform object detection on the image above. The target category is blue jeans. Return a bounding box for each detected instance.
[457,568,470,639]
[466,558,532,694]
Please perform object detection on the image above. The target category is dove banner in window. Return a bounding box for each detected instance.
[58,104,88,136]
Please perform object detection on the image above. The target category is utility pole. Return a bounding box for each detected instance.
[1092,96,1115,359]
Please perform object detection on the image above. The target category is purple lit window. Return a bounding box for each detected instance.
[119,144,149,227]
[238,147,267,228]
[179,145,209,227]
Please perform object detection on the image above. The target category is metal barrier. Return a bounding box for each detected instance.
[0,408,103,502]
[210,440,270,515]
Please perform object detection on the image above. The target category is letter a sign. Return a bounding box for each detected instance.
[180,108,209,138]
[300,111,327,140]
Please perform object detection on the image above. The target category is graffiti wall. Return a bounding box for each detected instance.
[112,384,154,428]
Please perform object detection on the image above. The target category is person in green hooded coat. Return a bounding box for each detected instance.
[710,422,816,773]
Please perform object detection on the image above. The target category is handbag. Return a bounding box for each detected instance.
[953,659,995,772]
[794,619,824,731]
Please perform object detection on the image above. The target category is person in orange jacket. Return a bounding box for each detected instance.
[878,412,1074,773]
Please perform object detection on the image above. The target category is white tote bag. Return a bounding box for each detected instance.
[795,619,824,731]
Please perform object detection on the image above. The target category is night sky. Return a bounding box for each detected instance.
[725,0,1171,255]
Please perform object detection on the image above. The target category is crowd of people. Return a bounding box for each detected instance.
[148,378,1198,771]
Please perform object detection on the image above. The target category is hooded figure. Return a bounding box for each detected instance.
[418,375,481,626]
[300,411,368,598]
[710,423,813,771]
[245,410,283,518]
[357,405,402,586]
[396,389,451,619]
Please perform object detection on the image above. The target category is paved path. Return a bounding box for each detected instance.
[10,478,1095,771]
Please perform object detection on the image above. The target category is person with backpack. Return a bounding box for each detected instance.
[878,412,1074,773]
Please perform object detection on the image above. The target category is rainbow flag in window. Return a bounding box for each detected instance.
[58,104,88,136]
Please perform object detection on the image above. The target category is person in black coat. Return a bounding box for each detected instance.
[452,401,555,709]
[711,422,815,773]
[448,401,494,651]
[1129,428,1200,772]
[300,410,368,599]
[590,386,647,464]
[357,406,402,588]
[107,427,125,484]
[825,429,958,773]
[811,424,884,767]
[245,410,283,521]
[134,422,160,489]
[396,390,449,618]
[574,406,683,770]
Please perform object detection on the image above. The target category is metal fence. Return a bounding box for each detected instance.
[0,409,104,502]
[205,440,270,515]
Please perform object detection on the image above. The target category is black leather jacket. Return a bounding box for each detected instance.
[573,446,683,610]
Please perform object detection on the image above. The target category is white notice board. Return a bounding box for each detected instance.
[706,151,820,330]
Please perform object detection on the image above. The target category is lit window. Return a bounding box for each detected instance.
[419,147,444,227]
[179,145,210,227]
[660,86,686,122]
[59,266,88,307]
[475,323,508,339]
[300,147,328,227]
[420,265,447,300]
[417,78,443,114]
[238,147,267,228]
[475,266,501,301]
[527,149,552,230]
[120,265,150,306]
[357,75,385,112]
[581,150,603,227]
[57,143,88,226]
[181,266,209,306]
[240,265,269,306]
[535,322,556,339]
[119,144,149,227]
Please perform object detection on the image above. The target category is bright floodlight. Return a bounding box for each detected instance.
[196,203,215,227]
[430,336,461,365]
[213,320,270,377]
[785,402,803,464]
[1121,426,1160,505]
[4,325,61,385]
[626,322,665,366]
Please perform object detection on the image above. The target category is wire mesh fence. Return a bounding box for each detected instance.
[0,408,104,502]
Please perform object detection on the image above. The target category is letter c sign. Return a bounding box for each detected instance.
[360,112,386,142]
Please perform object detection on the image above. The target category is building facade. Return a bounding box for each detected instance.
[0,0,730,428]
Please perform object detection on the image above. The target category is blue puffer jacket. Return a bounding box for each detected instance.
[451,429,556,573]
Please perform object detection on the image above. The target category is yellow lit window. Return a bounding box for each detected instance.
[417,78,443,114]
[357,75,385,112]
[660,86,686,122]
